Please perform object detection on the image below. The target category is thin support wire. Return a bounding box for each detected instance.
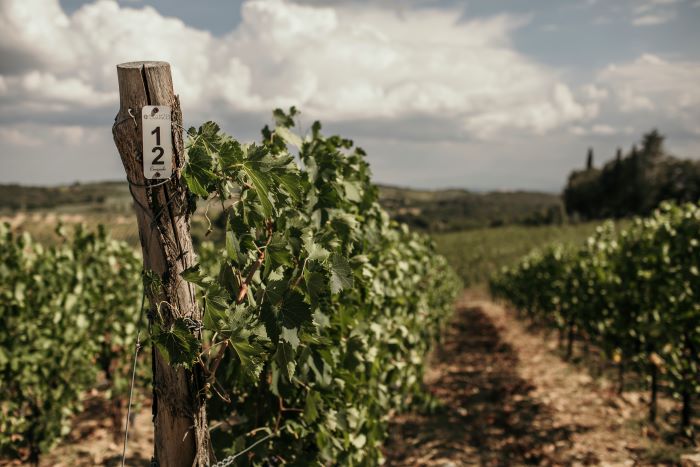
[121,280,147,467]
[127,172,176,188]
[113,108,138,131]
[211,433,274,467]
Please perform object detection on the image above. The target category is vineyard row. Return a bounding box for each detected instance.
[491,202,700,434]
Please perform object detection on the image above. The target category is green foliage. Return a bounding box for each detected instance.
[0,224,142,463]
[380,186,565,232]
[564,130,700,220]
[182,109,461,465]
[491,202,700,432]
[151,318,201,369]
[433,222,604,286]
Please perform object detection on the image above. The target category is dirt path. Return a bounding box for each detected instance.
[385,291,679,466]
[37,393,153,466]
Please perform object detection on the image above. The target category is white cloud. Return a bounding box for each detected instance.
[0,123,102,148]
[569,124,627,136]
[0,0,215,107]
[631,0,677,25]
[632,11,675,25]
[17,71,115,106]
[634,0,676,14]
[592,16,612,25]
[570,125,586,136]
[0,0,594,144]
[0,126,42,147]
[618,91,655,112]
[598,54,700,134]
[0,122,122,185]
[50,125,102,146]
[582,84,608,102]
[591,124,617,135]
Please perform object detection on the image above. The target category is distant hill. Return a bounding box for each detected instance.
[379,185,564,232]
[0,181,565,233]
[564,130,700,220]
[0,181,131,212]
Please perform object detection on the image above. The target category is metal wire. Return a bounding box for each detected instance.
[113,108,138,130]
[210,433,274,467]
[121,278,147,467]
[127,172,176,188]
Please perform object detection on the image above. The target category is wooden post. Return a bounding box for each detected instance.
[112,61,210,466]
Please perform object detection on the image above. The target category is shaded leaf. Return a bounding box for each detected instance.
[152,319,199,368]
[282,291,312,329]
[274,342,296,380]
[330,253,353,294]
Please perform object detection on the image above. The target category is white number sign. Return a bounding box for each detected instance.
[142,105,172,180]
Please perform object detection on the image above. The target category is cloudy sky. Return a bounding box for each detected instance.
[1,0,699,191]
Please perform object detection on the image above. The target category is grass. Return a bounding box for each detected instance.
[433,222,607,286]
[379,184,563,232]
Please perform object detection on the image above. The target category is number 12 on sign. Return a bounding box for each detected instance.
[142,105,173,180]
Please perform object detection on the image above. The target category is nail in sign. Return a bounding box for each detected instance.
[142,105,172,180]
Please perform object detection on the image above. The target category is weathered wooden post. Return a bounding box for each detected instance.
[112,61,210,466]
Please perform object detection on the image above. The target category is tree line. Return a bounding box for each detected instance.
[564,130,700,220]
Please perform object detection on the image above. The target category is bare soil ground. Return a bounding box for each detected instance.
[384,291,697,466]
[38,393,153,467]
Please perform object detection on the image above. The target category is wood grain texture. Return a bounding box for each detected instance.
[112,61,210,466]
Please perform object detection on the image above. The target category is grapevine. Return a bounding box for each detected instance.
[0,224,143,463]
[491,201,700,435]
[147,107,462,464]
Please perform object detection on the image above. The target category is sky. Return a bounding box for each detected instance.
[0,0,699,192]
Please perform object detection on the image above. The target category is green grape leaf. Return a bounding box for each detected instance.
[218,139,244,169]
[230,338,266,380]
[303,235,330,262]
[281,291,312,329]
[260,302,280,343]
[304,270,327,303]
[180,264,211,288]
[225,229,242,264]
[241,161,274,218]
[273,172,303,203]
[274,342,296,380]
[183,145,216,198]
[281,326,300,350]
[151,319,200,369]
[304,390,321,423]
[203,287,229,331]
[267,234,292,267]
[275,127,302,149]
[273,107,296,128]
[329,254,353,294]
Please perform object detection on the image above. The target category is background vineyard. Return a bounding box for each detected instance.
[0,225,143,463]
[491,202,700,435]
